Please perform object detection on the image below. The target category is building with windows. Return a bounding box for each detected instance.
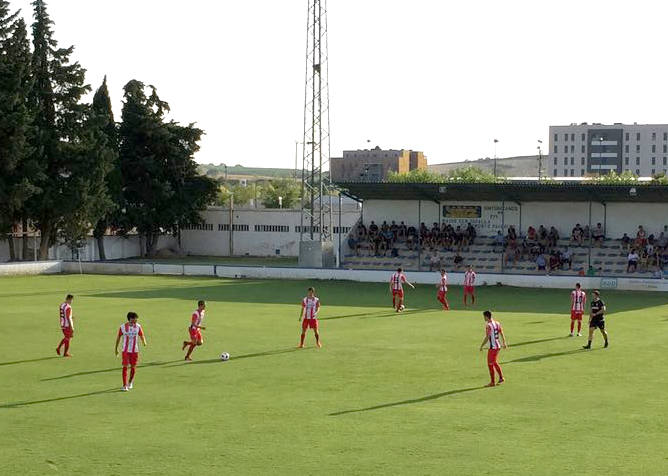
[330,147,427,182]
[549,123,668,178]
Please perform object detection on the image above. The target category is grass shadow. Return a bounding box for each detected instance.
[510,336,570,348]
[0,356,59,367]
[330,386,486,416]
[1,388,119,409]
[41,360,183,381]
[502,347,602,364]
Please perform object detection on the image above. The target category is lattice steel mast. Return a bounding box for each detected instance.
[300,0,332,245]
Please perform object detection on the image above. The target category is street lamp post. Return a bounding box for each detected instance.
[493,139,499,179]
[598,136,604,177]
[537,140,543,181]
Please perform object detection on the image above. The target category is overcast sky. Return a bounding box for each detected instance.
[12,0,668,167]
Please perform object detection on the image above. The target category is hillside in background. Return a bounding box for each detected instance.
[199,164,297,179]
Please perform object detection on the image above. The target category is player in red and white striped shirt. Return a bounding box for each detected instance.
[183,300,206,361]
[56,294,74,357]
[479,310,507,387]
[114,312,147,391]
[298,287,321,348]
[463,266,476,306]
[569,283,587,337]
[436,269,449,310]
[389,267,415,312]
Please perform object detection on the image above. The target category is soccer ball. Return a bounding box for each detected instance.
[220,352,230,361]
[399,304,405,311]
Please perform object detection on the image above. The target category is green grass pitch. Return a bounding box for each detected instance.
[1,274,667,475]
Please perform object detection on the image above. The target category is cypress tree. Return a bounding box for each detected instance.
[0,5,37,260]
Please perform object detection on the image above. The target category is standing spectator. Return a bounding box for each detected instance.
[493,230,505,253]
[390,221,399,241]
[368,221,379,237]
[620,233,631,251]
[635,225,647,249]
[547,227,559,248]
[548,252,561,274]
[592,223,605,247]
[398,221,407,241]
[571,224,584,246]
[536,253,547,272]
[627,249,639,273]
[406,225,417,251]
[527,226,537,243]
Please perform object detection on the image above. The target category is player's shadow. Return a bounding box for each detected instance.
[41,360,183,381]
[0,356,59,367]
[0,388,119,409]
[330,386,486,416]
[502,347,602,364]
[509,336,570,348]
[163,347,300,367]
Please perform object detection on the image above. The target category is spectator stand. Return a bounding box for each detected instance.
[337,181,668,278]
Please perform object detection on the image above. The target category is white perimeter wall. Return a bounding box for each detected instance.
[363,199,668,238]
[180,206,361,257]
[0,261,653,292]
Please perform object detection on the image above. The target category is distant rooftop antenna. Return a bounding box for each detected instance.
[298,0,334,267]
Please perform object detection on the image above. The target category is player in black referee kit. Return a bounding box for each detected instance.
[583,290,609,349]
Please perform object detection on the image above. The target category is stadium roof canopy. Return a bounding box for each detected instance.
[336,181,668,203]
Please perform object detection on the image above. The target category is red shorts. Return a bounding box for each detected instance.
[302,318,318,331]
[571,310,583,320]
[487,348,500,365]
[189,327,202,342]
[464,286,475,295]
[437,290,447,299]
[122,352,138,367]
[61,327,73,338]
[392,289,404,298]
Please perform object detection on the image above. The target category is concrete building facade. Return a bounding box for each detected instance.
[549,123,668,178]
[330,147,427,182]
[429,155,543,178]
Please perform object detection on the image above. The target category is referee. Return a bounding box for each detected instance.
[583,290,609,349]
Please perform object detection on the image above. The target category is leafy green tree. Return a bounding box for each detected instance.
[118,80,217,256]
[215,183,258,207]
[0,9,36,260]
[26,0,113,259]
[387,166,500,183]
[589,170,639,184]
[261,178,300,208]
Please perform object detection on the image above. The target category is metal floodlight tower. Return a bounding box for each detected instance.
[299,0,334,267]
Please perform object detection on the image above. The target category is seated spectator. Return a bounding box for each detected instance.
[398,222,407,241]
[627,249,639,273]
[504,245,520,266]
[592,223,605,247]
[527,226,537,243]
[453,252,464,270]
[368,221,379,238]
[507,225,518,247]
[656,232,667,250]
[560,247,572,270]
[582,225,591,242]
[548,252,560,273]
[390,221,399,241]
[406,225,417,250]
[466,223,477,245]
[646,242,654,256]
[571,224,584,246]
[379,227,394,255]
[357,223,368,240]
[547,227,559,248]
[536,253,547,271]
[428,250,442,271]
[620,233,631,251]
[635,225,647,249]
[347,235,360,256]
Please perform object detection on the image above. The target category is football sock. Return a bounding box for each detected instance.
[63,339,70,354]
[493,363,503,380]
[392,296,396,308]
[487,364,495,384]
[57,338,65,351]
[314,332,320,344]
[570,321,575,333]
[577,321,582,332]
[185,344,195,359]
[122,367,128,386]
[444,299,449,309]
[129,367,136,382]
[300,333,306,346]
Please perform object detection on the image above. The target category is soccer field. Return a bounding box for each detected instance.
[1,274,667,475]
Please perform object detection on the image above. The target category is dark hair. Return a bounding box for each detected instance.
[127,312,138,320]
[483,310,492,318]
[575,283,580,288]
[440,269,446,274]
[308,287,315,294]
[198,300,205,307]
[66,294,74,300]
[397,267,402,273]
[593,290,600,296]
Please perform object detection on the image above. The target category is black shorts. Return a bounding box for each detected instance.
[590,316,605,329]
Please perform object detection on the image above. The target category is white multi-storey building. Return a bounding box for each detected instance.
[549,123,668,178]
